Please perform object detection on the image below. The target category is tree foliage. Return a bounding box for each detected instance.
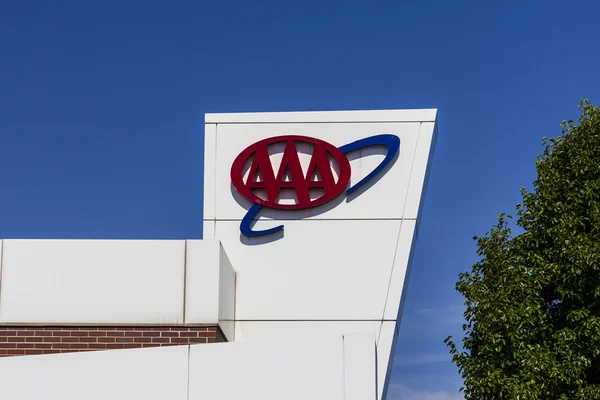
[445,99,600,399]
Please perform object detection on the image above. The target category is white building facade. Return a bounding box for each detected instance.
[0,109,437,400]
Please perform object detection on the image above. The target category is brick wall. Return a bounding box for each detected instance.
[0,326,226,357]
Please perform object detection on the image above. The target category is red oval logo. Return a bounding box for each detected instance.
[231,135,351,210]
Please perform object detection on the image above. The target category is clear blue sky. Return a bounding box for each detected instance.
[1,1,599,398]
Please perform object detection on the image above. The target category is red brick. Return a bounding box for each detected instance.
[78,337,98,343]
[0,325,225,357]
[123,343,143,349]
[52,343,74,349]
[23,349,45,355]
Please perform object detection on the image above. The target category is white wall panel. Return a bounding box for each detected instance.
[234,321,383,342]
[216,219,401,320]
[383,219,417,320]
[214,122,420,221]
[377,322,399,400]
[235,321,396,400]
[0,240,186,324]
[0,345,189,400]
[202,220,216,239]
[189,339,345,400]
[343,333,377,400]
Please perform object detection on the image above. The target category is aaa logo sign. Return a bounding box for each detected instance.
[231,134,400,237]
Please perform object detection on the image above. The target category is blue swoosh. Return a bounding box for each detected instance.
[240,203,284,237]
[338,134,400,195]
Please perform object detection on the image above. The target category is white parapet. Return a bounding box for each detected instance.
[0,239,235,339]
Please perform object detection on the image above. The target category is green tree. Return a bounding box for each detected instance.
[445,99,600,399]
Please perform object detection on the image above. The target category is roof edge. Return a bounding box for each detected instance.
[205,109,437,124]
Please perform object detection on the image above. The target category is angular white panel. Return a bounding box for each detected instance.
[343,333,377,400]
[0,240,185,324]
[383,219,418,320]
[203,123,217,220]
[0,345,189,400]
[234,321,383,342]
[204,108,437,400]
[189,339,345,400]
[377,321,399,400]
[403,122,437,219]
[185,240,236,342]
[216,219,402,320]
[214,122,420,221]
[218,244,236,341]
[206,109,437,124]
[184,240,221,324]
